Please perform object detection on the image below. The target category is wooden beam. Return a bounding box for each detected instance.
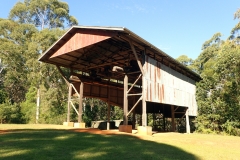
[123,74,128,125]
[67,84,72,122]
[78,82,83,123]
[118,36,144,50]
[127,95,142,116]
[85,59,123,70]
[186,108,190,133]
[70,101,79,115]
[132,95,136,129]
[127,93,142,96]
[171,105,175,132]
[174,106,179,112]
[142,76,147,126]
[175,112,186,114]
[128,41,144,75]
[127,74,142,94]
[107,82,110,130]
[71,84,80,97]
[56,65,70,86]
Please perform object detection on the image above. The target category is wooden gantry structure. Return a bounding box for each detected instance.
[39,26,201,133]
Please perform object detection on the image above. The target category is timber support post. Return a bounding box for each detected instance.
[186,108,190,133]
[107,84,110,130]
[107,103,110,130]
[119,73,132,133]
[128,41,152,135]
[142,76,147,126]
[171,105,175,132]
[67,84,72,122]
[123,74,128,125]
[78,82,83,123]
[132,110,136,129]
[36,88,40,124]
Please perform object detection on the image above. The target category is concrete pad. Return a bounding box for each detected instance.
[137,126,152,135]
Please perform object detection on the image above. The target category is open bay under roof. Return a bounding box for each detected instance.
[39,26,201,82]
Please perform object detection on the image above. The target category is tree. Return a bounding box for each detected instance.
[0,0,78,124]
[176,55,193,66]
[195,30,240,135]
[230,8,240,41]
[9,0,78,30]
[0,19,37,103]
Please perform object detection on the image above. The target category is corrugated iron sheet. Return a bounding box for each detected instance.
[144,56,197,116]
[50,30,115,58]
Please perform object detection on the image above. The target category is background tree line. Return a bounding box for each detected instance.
[176,8,240,136]
[0,0,123,125]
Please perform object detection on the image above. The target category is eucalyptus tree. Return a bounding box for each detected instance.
[9,0,78,30]
[0,19,37,103]
[176,55,193,66]
[195,8,240,135]
[0,0,78,124]
[229,8,240,41]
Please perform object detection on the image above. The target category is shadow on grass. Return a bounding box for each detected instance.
[0,129,200,160]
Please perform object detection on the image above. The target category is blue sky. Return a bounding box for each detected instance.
[0,0,239,59]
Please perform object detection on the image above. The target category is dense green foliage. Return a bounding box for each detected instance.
[194,39,240,136]
[0,0,74,124]
[81,98,123,127]
[9,0,78,30]
[176,8,240,136]
[0,0,122,125]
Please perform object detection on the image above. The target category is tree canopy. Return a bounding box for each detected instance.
[175,8,240,136]
[0,0,122,125]
[9,0,78,30]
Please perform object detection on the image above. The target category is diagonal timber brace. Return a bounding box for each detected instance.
[127,95,143,117]
[56,65,70,86]
[127,74,142,94]
[70,101,79,115]
[128,41,144,75]
[71,83,80,98]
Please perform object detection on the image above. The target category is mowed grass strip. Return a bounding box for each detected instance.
[0,124,240,160]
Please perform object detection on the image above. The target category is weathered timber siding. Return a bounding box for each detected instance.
[144,56,197,116]
[72,83,124,108]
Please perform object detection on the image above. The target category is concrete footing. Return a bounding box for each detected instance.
[63,122,74,127]
[74,123,85,128]
[119,125,132,133]
[137,126,152,135]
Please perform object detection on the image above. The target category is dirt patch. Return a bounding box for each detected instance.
[71,128,136,135]
[0,126,153,139]
[70,128,156,141]
[0,130,15,134]
[0,128,136,136]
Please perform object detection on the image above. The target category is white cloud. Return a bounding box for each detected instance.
[108,2,150,14]
[158,45,171,51]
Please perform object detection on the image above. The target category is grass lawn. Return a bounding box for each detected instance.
[0,124,240,160]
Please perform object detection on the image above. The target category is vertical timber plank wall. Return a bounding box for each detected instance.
[144,56,198,116]
[72,83,123,107]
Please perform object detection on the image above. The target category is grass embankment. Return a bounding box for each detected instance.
[0,124,240,160]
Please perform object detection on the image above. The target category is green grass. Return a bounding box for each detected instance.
[0,124,240,160]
